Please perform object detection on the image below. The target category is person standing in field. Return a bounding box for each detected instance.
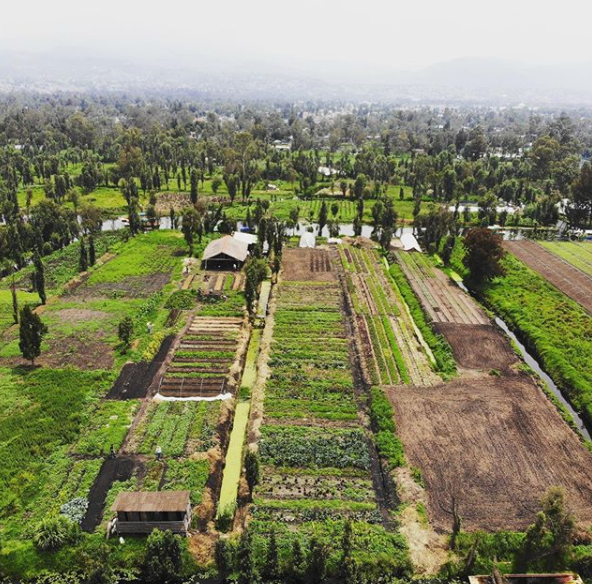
[156,445,162,460]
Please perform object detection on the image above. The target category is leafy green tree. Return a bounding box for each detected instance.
[33,251,47,305]
[318,200,328,235]
[340,520,354,579]
[215,538,233,584]
[306,537,327,584]
[463,228,506,284]
[182,208,202,255]
[88,234,96,267]
[237,530,256,584]
[245,259,267,315]
[519,487,576,571]
[244,449,261,495]
[118,316,134,349]
[288,539,305,584]
[211,176,222,195]
[19,305,48,365]
[79,237,88,272]
[190,169,199,205]
[262,529,280,581]
[141,529,183,584]
[353,213,362,237]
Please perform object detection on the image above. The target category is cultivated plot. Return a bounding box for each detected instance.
[506,240,592,315]
[389,374,592,532]
[339,244,437,386]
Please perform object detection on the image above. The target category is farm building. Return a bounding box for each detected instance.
[111,490,192,535]
[202,235,249,269]
[299,232,316,248]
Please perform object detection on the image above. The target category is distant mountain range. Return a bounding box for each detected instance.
[0,48,591,106]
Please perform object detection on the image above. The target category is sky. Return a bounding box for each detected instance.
[2,0,592,74]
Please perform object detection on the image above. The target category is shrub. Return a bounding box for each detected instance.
[34,515,78,551]
[370,387,405,468]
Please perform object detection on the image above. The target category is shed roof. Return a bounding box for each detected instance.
[203,236,249,262]
[111,491,191,513]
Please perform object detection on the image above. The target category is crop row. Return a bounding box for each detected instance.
[129,400,219,457]
[259,425,371,470]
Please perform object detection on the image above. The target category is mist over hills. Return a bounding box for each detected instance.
[0,48,590,106]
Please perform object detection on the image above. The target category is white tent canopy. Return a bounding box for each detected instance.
[299,232,316,248]
[400,233,422,252]
[233,231,258,245]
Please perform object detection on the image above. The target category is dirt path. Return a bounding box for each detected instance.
[81,456,141,532]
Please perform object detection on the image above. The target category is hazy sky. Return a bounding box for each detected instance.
[2,0,592,72]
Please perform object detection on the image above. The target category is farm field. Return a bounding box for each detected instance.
[505,240,592,315]
[395,250,516,371]
[385,247,592,538]
[0,230,228,575]
[466,249,592,425]
[540,240,592,277]
[248,247,411,572]
[339,243,437,386]
[389,373,592,532]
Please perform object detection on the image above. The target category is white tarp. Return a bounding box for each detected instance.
[400,233,422,252]
[299,232,316,248]
[233,231,258,245]
[154,392,232,402]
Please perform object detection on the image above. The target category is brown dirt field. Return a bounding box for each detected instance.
[282,249,336,281]
[69,272,172,299]
[52,308,110,325]
[505,240,592,315]
[434,323,518,370]
[396,252,488,326]
[388,373,592,532]
[39,334,115,370]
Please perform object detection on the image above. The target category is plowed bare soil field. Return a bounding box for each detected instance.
[388,374,592,532]
[505,240,592,315]
[434,323,517,371]
[282,248,335,281]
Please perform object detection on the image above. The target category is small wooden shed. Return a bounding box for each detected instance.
[111,491,192,535]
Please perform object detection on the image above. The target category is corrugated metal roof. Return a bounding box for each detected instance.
[111,491,191,512]
[202,236,249,262]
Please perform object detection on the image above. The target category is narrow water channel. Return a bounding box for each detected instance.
[456,280,592,441]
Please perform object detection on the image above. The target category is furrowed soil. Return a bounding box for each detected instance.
[434,323,517,370]
[505,240,592,316]
[282,248,335,281]
[388,374,592,532]
[389,249,592,539]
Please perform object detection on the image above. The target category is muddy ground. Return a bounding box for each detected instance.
[81,456,143,532]
[106,334,175,399]
[505,240,592,315]
[435,323,518,371]
[388,373,592,532]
